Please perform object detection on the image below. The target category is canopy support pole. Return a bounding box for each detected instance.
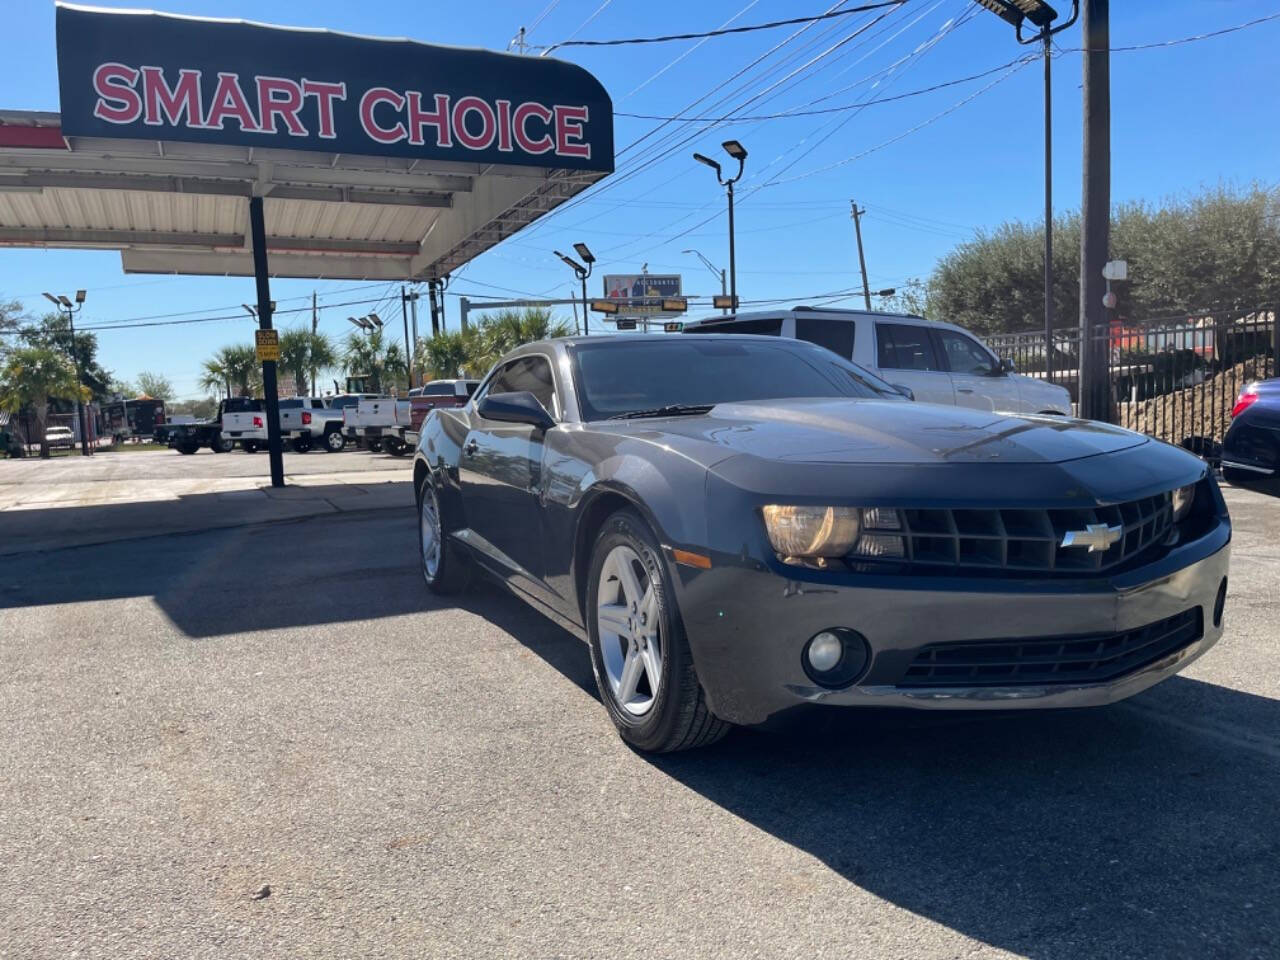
[249,195,285,488]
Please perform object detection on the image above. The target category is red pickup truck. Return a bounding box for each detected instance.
[406,379,480,446]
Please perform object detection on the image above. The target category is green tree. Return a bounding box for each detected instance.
[434,307,572,378]
[928,183,1280,335]
[343,327,407,393]
[0,346,86,458]
[135,371,175,401]
[199,344,260,398]
[278,327,337,396]
[418,329,471,381]
[19,313,115,402]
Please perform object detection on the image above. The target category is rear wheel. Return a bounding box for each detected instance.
[177,442,199,455]
[384,437,409,457]
[418,474,471,594]
[323,430,346,452]
[586,508,730,753]
[241,440,259,454]
[290,436,312,454]
[210,435,233,453]
[367,438,383,453]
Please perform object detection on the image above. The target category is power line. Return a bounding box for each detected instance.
[613,55,1032,121]
[538,1,906,52]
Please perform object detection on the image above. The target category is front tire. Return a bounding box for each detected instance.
[418,474,471,594]
[586,508,730,753]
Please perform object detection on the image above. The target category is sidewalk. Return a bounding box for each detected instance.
[0,462,412,556]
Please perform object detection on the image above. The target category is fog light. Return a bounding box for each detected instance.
[807,632,843,672]
[802,628,870,689]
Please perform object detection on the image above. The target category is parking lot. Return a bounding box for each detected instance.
[0,451,1275,959]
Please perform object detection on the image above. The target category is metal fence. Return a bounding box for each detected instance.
[985,310,1277,449]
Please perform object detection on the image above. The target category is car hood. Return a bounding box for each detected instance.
[600,397,1147,466]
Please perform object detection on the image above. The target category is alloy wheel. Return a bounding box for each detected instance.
[596,544,663,717]
[420,485,442,581]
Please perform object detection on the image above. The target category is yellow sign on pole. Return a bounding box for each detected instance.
[254,329,280,363]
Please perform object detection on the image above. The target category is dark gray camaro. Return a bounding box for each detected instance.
[413,335,1231,752]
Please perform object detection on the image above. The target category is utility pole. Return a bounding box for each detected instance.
[428,280,441,338]
[1079,0,1110,421]
[850,201,872,310]
[310,290,318,396]
[401,285,413,387]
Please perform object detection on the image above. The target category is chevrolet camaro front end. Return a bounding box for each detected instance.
[413,334,1231,751]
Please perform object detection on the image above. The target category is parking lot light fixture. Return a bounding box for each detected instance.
[976,0,1076,381]
[42,289,91,457]
[692,152,720,176]
[368,313,383,328]
[693,140,748,315]
[555,248,593,335]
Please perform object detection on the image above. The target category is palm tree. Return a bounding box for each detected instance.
[343,328,408,393]
[456,307,573,377]
[198,344,261,399]
[0,346,86,458]
[418,330,470,381]
[198,354,230,399]
[278,327,336,396]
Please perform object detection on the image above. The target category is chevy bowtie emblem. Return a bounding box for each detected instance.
[1060,523,1123,553]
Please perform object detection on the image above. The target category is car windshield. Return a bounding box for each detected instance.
[571,337,903,421]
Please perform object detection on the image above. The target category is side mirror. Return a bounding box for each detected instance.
[995,357,1016,376]
[477,391,555,431]
[892,383,915,401]
[454,381,470,398]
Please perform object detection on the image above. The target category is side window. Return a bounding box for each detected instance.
[684,318,782,336]
[483,356,558,418]
[795,317,855,359]
[311,399,325,409]
[936,330,996,376]
[876,323,940,371]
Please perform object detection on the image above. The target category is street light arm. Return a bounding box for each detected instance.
[1016,0,1078,43]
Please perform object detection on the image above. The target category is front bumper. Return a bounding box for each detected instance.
[677,523,1231,726]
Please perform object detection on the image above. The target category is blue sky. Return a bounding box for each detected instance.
[3,0,1278,399]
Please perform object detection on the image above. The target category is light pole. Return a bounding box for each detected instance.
[682,249,727,314]
[42,289,91,456]
[975,0,1078,379]
[693,140,747,311]
[555,242,595,335]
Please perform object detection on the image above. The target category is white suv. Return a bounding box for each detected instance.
[683,307,1071,415]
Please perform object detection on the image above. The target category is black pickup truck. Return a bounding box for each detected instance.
[166,398,267,454]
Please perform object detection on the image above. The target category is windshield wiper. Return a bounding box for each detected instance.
[607,404,714,420]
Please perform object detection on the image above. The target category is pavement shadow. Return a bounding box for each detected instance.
[643,683,1278,958]
[0,479,411,558]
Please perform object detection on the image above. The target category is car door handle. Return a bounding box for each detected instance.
[464,438,478,455]
[957,388,974,394]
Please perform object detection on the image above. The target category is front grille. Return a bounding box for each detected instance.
[897,608,1202,688]
[853,493,1174,575]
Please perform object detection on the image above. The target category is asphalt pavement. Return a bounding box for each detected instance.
[0,468,1277,959]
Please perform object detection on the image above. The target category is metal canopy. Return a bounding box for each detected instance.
[0,4,615,488]
[0,4,614,281]
[0,112,601,280]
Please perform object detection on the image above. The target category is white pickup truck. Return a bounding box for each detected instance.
[277,396,347,453]
[344,396,413,456]
[220,398,268,452]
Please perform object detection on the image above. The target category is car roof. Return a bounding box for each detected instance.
[681,307,982,338]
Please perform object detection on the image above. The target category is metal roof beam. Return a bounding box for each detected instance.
[0,172,454,207]
[0,225,420,256]
[120,248,421,281]
[0,154,473,193]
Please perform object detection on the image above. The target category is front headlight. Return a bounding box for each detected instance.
[1172,483,1197,521]
[761,506,912,561]
[761,505,861,557]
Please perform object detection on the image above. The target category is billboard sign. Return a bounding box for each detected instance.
[602,274,682,316]
[54,4,614,173]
